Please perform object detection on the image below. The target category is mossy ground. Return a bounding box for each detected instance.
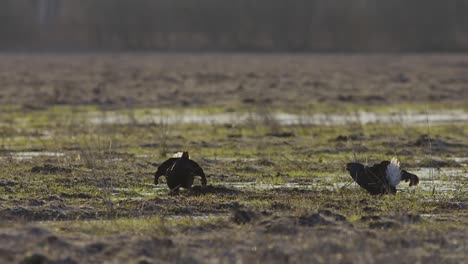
[0,102,466,263]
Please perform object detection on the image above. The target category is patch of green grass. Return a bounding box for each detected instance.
[0,103,466,230]
[44,215,223,236]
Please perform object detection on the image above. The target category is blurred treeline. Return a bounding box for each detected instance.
[1,0,468,51]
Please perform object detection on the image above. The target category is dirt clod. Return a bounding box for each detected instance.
[85,242,108,254]
[299,213,332,226]
[265,132,295,138]
[31,164,72,174]
[21,253,49,264]
[334,133,365,141]
[369,221,401,229]
[231,209,258,224]
[188,185,241,195]
[0,179,17,187]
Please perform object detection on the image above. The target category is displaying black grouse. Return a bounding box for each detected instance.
[346,157,419,195]
[154,152,207,192]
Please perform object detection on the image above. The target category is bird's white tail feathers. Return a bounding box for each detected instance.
[386,157,401,187]
[173,152,184,158]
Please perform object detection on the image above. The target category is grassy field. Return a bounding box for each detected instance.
[0,54,467,263]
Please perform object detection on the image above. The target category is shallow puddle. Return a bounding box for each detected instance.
[89,109,468,126]
[4,151,65,160]
[159,215,219,221]
[416,169,466,192]
[447,157,468,165]
[412,167,468,179]
[224,182,316,190]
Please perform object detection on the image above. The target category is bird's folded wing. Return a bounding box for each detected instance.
[360,167,388,193]
[188,160,207,186]
[188,160,205,176]
[157,158,179,174]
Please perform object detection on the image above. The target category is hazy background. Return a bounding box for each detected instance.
[2,0,468,52]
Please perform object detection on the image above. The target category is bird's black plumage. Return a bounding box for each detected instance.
[154,152,207,192]
[346,159,419,195]
[346,161,394,195]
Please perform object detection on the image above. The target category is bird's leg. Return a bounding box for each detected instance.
[200,175,207,187]
[169,185,181,195]
[154,174,162,185]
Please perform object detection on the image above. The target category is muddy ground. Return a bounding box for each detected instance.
[0,54,467,263]
[0,54,467,109]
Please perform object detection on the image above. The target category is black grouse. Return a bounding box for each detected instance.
[154,152,207,192]
[346,157,419,195]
